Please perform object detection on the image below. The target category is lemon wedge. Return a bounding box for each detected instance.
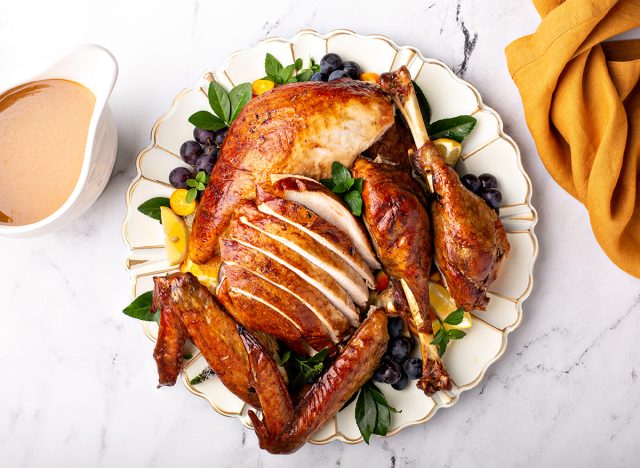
[180,256,221,293]
[160,206,189,266]
[433,138,462,166]
[429,281,472,330]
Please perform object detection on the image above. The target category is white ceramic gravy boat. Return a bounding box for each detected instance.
[0,44,118,238]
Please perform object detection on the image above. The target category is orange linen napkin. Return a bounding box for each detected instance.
[505,0,640,277]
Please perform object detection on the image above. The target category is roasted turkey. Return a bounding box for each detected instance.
[151,71,510,453]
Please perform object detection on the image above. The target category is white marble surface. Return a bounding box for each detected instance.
[1,1,639,466]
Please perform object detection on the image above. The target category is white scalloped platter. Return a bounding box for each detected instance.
[122,29,538,445]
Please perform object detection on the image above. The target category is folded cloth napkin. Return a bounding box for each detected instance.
[505,0,640,277]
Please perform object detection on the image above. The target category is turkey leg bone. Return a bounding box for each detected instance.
[380,66,511,312]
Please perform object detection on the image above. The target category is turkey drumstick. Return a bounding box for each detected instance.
[380,67,510,311]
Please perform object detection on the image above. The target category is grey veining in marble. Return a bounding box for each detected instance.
[1,0,639,466]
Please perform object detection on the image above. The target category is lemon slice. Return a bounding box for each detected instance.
[160,206,189,266]
[429,281,472,330]
[181,256,221,293]
[433,138,462,166]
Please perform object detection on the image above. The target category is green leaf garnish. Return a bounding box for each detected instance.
[431,307,469,357]
[229,83,252,122]
[122,291,159,322]
[189,81,251,131]
[189,367,215,385]
[443,307,465,325]
[321,162,364,216]
[429,115,477,142]
[355,381,400,443]
[343,190,362,216]
[265,54,320,84]
[208,81,231,123]
[286,348,330,391]
[137,197,170,223]
[412,80,431,125]
[188,110,227,131]
[186,188,198,203]
[185,171,209,203]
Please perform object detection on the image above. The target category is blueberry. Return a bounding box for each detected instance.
[169,167,193,189]
[310,72,326,82]
[373,360,402,385]
[479,173,498,190]
[391,372,409,390]
[341,61,361,79]
[195,153,215,175]
[214,128,228,147]
[403,357,423,380]
[320,53,342,75]
[387,316,404,338]
[328,69,351,81]
[180,140,203,166]
[389,336,411,363]
[202,144,219,158]
[193,128,216,146]
[461,173,481,193]
[480,188,502,209]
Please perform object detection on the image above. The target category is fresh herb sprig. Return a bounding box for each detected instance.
[189,80,252,131]
[355,381,400,443]
[137,197,170,223]
[189,366,215,385]
[281,348,329,391]
[412,81,477,143]
[122,291,159,323]
[430,307,467,357]
[185,170,209,203]
[320,162,364,216]
[264,53,320,84]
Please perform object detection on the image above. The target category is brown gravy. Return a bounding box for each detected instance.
[0,79,95,225]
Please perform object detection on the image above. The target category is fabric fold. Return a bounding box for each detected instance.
[506,0,640,277]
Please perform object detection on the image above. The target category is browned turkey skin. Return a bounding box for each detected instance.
[148,68,511,453]
[380,66,510,311]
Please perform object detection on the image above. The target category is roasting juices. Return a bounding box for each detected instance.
[0,79,95,225]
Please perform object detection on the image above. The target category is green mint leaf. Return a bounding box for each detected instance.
[294,58,303,70]
[353,178,363,193]
[265,53,284,83]
[296,69,313,82]
[355,386,377,444]
[343,190,362,216]
[431,327,446,345]
[188,111,227,131]
[122,291,158,321]
[307,348,329,364]
[186,179,197,188]
[137,197,170,222]
[447,329,467,340]
[189,367,214,385]
[429,115,477,142]
[443,307,465,325]
[279,63,296,84]
[195,171,205,183]
[197,182,205,191]
[279,350,291,366]
[412,80,431,125]
[332,179,354,194]
[186,188,198,203]
[331,161,352,186]
[437,333,449,357]
[208,81,231,123]
[320,178,335,190]
[229,83,252,122]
